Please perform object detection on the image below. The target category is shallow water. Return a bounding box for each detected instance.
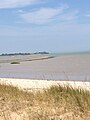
[0,54,90,81]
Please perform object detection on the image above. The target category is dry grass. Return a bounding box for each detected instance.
[0,83,90,120]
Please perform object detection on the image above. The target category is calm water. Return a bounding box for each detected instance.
[0,52,90,81]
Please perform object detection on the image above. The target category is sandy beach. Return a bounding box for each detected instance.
[0,78,90,91]
[1,78,90,120]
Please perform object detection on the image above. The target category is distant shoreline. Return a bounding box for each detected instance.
[0,55,55,64]
[0,51,49,56]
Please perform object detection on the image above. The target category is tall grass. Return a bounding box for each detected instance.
[0,83,90,120]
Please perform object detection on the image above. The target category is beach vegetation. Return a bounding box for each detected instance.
[0,84,90,119]
[10,61,20,64]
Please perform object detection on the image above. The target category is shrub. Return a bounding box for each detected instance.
[11,61,20,64]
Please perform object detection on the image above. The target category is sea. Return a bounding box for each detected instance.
[0,52,90,81]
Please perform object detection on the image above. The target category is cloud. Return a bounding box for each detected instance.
[0,0,39,8]
[20,5,69,24]
[85,14,90,17]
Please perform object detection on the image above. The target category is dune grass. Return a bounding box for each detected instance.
[0,83,90,120]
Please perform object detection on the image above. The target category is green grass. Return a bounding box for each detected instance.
[0,83,90,120]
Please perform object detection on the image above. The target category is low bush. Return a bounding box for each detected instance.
[10,61,20,64]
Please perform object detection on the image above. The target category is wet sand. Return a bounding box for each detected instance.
[0,54,90,81]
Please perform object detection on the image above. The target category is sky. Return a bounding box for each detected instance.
[0,0,90,53]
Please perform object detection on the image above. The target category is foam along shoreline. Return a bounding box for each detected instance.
[0,78,90,91]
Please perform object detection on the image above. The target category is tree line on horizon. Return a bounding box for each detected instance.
[0,51,49,56]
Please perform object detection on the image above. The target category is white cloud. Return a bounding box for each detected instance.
[0,0,39,8]
[20,5,69,24]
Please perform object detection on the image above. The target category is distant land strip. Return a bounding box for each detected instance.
[0,56,55,64]
[0,51,49,56]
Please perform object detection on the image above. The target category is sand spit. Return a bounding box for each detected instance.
[0,55,54,63]
[0,78,90,91]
